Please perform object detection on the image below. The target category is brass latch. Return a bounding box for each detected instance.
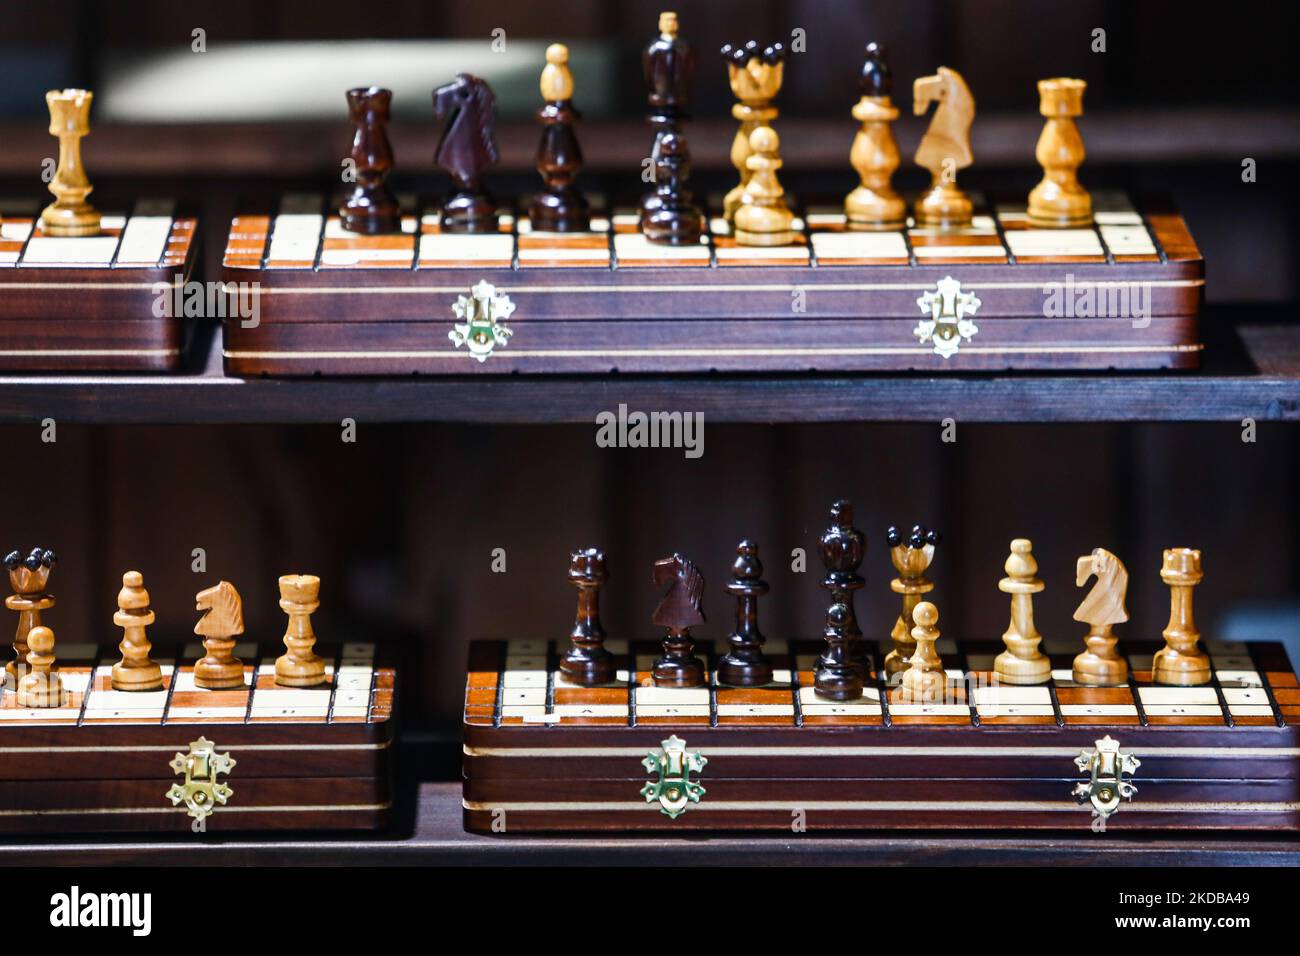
[915,275,981,358]
[1072,735,1139,821]
[167,736,235,823]
[449,279,514,362]
[640,735,707,819]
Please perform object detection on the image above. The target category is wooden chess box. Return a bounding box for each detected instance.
[0,640,394,833]
[223,190,1203,376]
[0,199,198,372]
[462,637,1299,833]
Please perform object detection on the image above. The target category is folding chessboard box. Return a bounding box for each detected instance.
[0,199,199,371]
[462,636,1300,833]
[223,190,1203,376]
[0,640,394,833]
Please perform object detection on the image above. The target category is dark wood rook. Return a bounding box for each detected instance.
[340,87,400,235]
[559,548,614,686]
[530,44,590,232]
[820,500,867,667]
[432,74,500,233]
[717,540,772,686]
[650,553,705,687]
[814,603,864,700]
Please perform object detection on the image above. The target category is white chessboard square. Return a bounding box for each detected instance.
[1216,670,1263,687]
[1212,656,1255,670]
[502,704,547,718]
[1223,687,1269,705]
[1099,225,1157,255]
[914,244,1006,258]
[1204,640,1249,654]
[505,639,547,655]
[418,232,513,263]
[769,669,792,683]
[85,689,169,714]
[802,703,882,716]
[342,642,375,658]
[717,703,794,717]
[0,707,79,721]
[1138,687,1219,705]
[320,247,414,266]
[975,704,1056,717]
[1004,229,1104,256]
[553,703,629,717]
[504,655,545,670]
[614,233,709,261]
[502,670,547,688]
[501,687,545,706]
[637,705,710,717]
[1143,705,1223,717]
[332,689,369,709]
[1228,705,1276,717]
[799,686,880,704]
[972,685,1052,706]
[715,244,809,261]
[22,235,120,266]
[889,703,969,716]
[1,221,33,241]
[166,706,249,720]
[1061,703,1139,716]
[116,204,175,264]
[810,231,908,259]
[334,669,372,691]
[637,686,709,706]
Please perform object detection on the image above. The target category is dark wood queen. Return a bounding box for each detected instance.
[223,190,1202,376]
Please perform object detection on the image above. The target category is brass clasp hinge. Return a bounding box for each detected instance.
[449,279,514,362]
[915,275,981,358]
[640,735,707,819]
[166,736,235,823]
[1072,734,1139,821]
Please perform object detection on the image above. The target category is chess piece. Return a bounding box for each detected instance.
[194,581,246,690]
[819,500,866,668]
[17,625,61,708]
[432,74,500,233]
[5,548,55,683]
[733,127,795,246]
[1152,548,1211,686]
[845,43,905,230]
[1028,78,1092,227]
[275,574,327,687]
[650,553,706,687]
[643,131,703,245]
[913,67,975,228]
[720,40,785,222]
[530,44,590,233]
[40,89,100,237]
[900,601,944,704]
[559,548,615,686]
[717,540,773,687]
[883,524,941,677]
[641,11,697,227]
[814,603,863,700]
[994,538,1051,685]
[112,571,163,692]
[340,87,400,235]
[1071,548,1129,686]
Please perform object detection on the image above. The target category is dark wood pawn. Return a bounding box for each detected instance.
[643,131,702,245]
[641,11,696,224]
[559,548,615,686]
[650,553,706,687]
[717,540,772,687]
[530,43,590,233]
[432,74,500,233]
[340,87,400,235]
[814,603,864,700]
[819,500,867,667]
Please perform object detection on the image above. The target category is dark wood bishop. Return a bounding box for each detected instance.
[340,87,400,235]
[814,603,863,700]
[717,540,772,686]
[819,500,866,666]
[650,553,706,686]
[559,548,615,686]
[530,43,590,232]
[641,10,700,243]
[432,73,500,233]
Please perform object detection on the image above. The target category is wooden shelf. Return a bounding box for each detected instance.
[5,779,1300,866]
[0,306,1297,425]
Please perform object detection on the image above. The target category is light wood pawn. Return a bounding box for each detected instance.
[1028,78,1091,227]
[845,42,904,230]
[994,539,1051,685]
[41,89,101,237]
[1152,548,1211,686]
[900,601,944,704]
[112,571,163,692]
[734,126,794,246]
[912,67,975,228]
[194,581,246,690]
[275,574,327,687]
[1072,548,1129,686]
[18,625,62,708]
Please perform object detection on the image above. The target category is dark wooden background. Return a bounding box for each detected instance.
[0,0,1297,732]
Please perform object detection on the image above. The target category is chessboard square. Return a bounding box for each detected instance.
[1229,705,1276,717]
[57,670,94,693]
[1223,688,1268,705]
[553,703,628,717]
[613,232,709,262]
[342,642,375,658]
[889,703,970,716]
[1212,656,1255,670]
[334,671,372,691]
[637,704,710,717]
[85,689,168,713]
[716,703,795,716]
[116,211,175,264]
[501,687,546,706]
[770,668,792,683]
[1004,229,1104,256]
[802,703,881,716]
[320,246,415,267]
[502,671,547,688]
[636,686,710,706]
[975,704,1056,717]
[504,655,546,670]
[505,639,547,655]
[332,689,370,708]
[1099,225,1157,254]
[331,706,369,718]
[0,707,79,721]
[22,236,120,266]
[1061,703,1139,716]
[1138,687,1219,705]
[1216,670,1263,686]
[810,231,908,260]
[418,232,514,264]
[166,706,249,720]
[502,704,547,718]
[971,685,1052,705]
[1203,639,1248,654]
[714,242,810,264]
[1143,704,1223,716]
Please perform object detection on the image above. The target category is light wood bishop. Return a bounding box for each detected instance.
[275,574,327,687]
[1152,548,1210,686]
[994,538,1051,685]
[112,571,163,692]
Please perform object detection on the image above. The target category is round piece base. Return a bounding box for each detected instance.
[340,209,401,236]
[733,227,796,247]
[41,204,101,237]
[717,656,773,688]
[1072,652,1128,687]
[275,658,328,687]
[994,650,1052,685]
[1152,649,1211,687]
[111,667,164,692]
[559,653,616,687]
[813,669,864,700]
[1027,210,1093,229]
[194,669,246,691]
[651,657,705,688]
